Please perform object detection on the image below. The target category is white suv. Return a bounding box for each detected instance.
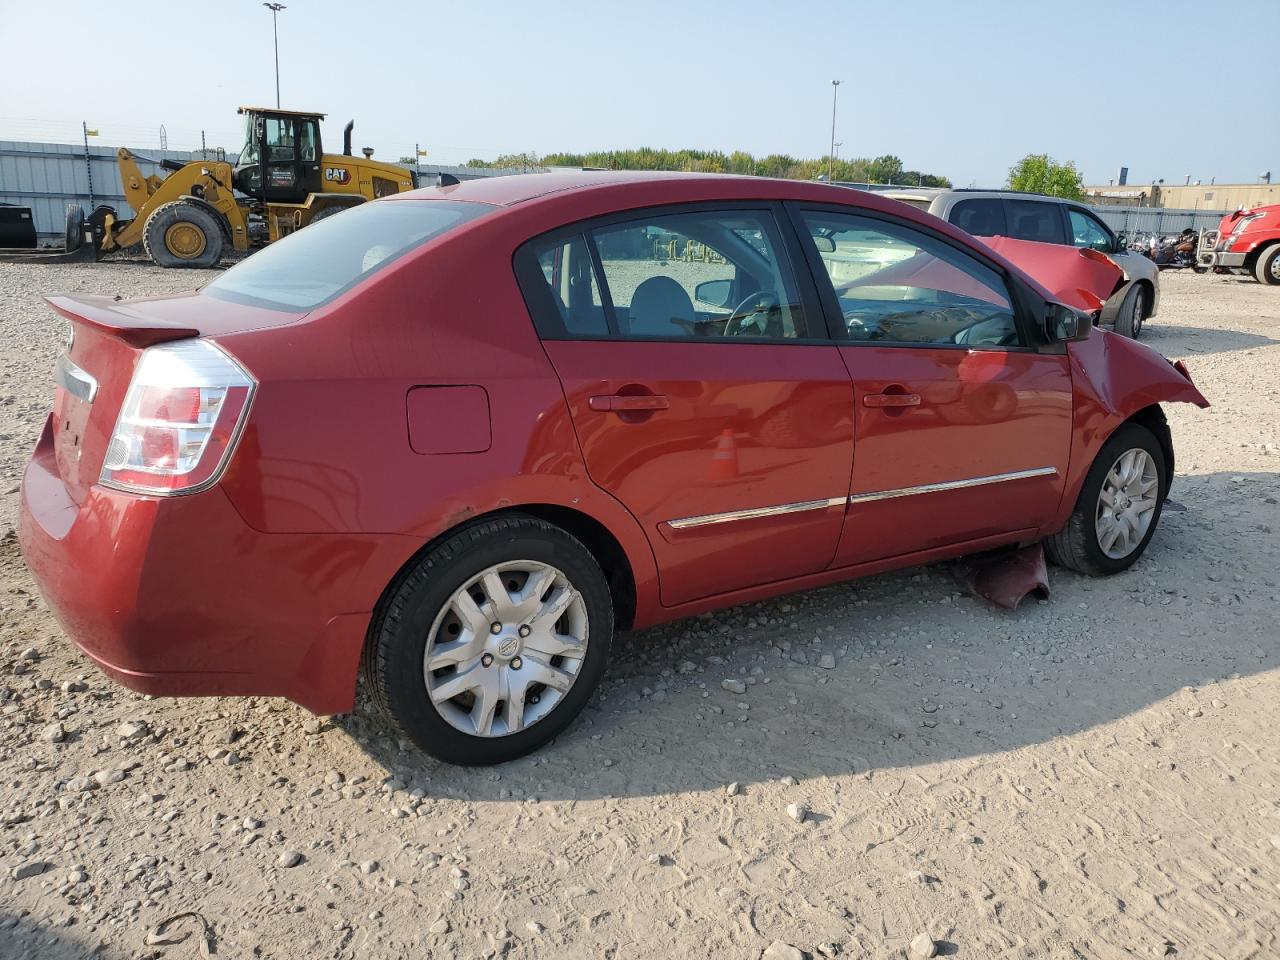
[881,189,1160,339]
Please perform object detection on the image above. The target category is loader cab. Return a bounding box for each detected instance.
[233,107,324,204]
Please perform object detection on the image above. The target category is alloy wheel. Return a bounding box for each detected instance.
[1094,448,1159,559]
[422,560,589,737]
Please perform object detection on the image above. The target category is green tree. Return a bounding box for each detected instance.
[867,155,905,184]
[1006,153,1084,200]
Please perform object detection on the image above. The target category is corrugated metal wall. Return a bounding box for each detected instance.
[0,140,240,236]
[1091,205,1229,235]
[0,140,524,238]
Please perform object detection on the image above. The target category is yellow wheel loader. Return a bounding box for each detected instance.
[91,107,416,268]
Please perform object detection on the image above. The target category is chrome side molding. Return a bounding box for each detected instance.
[847,467,1058,505]
[667,468,1058,529]
[54,354,98,404]
[668,497,847,530]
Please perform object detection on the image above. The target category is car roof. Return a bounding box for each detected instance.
[909,188,1079,206]
[392,170,741,207]
[381,170,1061,305]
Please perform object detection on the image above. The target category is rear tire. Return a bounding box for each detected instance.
[1044,423,1167,576]
[143,200,224,268]
[1113,284,1146,339]
[362,516,614,765]
[1255,244,1280,286]
[64,204,84,253]
[307,205,350,225]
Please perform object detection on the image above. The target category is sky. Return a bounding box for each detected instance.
[2,0,1278,188]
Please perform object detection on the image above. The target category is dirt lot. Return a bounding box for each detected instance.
[0,264,1277,960]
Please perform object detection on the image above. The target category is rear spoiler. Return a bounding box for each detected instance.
[45,295,199,348]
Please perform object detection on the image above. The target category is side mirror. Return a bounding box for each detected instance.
[1047,303,1092,342]
[812,236,836,253]
[1113,232,1127,253]
[694,278,734,309]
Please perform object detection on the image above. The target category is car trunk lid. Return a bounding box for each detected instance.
[44,293,301,504]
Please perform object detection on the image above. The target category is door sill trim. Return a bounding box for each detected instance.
[668,497,847,530]
[847,467,1058,505]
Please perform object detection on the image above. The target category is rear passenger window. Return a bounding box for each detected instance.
[531,235,608,336]
[517,209,813,341]
[799,210,1022,349]
[950,198,1007,237]
[1004,199,1067,245]
[591,211,809,339]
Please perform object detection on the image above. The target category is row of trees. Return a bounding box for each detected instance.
[465,149,951,187]
[461,149,1089,200]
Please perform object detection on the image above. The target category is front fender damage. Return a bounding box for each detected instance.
[1070,328,1209,414]
[1050,328,1208,530]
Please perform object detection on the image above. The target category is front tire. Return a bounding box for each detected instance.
[143,200,224,268]
[363,516,614,765]
[1255,244,1280,286]
[1044,423,1167,576]
[1113,284,1147,339]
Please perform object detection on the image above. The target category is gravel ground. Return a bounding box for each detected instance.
[0,264,1277,960]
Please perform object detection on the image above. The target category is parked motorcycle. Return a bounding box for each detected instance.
[1130,229,1207,272]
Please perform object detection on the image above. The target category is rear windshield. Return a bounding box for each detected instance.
[204,200,492,310]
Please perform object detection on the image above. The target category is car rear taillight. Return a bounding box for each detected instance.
[100,339,255,495]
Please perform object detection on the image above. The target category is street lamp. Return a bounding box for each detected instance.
[263,3,286,108]
[828,80,841,184]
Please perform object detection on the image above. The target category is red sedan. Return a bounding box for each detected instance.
[19,172,1208,764]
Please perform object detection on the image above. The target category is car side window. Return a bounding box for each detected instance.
[1004,199,1068,245]
[1068,209,1113,252]
[528,234,609,336]
[588,211,810,340]
[950,198,1007,237]
[799,210,1022,349]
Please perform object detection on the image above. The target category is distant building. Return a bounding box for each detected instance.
[1084,182,1280,210]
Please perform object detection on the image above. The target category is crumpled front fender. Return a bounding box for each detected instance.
[1048,328,1208,531]
[1070,328,1209,414]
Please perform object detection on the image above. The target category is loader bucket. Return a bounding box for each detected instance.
[0,205,37,249]
[0,204,100,264]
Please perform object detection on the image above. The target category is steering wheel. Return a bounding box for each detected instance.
[722,290,778,337]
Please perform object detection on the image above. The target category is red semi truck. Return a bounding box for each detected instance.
[1198,205,1280,284]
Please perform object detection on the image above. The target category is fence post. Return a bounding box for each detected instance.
[82,121,94,211]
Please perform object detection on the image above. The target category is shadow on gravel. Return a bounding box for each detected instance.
[0,913,120,959]
[1140,323,1280,356]
[342,469,1278,802]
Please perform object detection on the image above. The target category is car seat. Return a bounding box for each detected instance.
[627,275,696,336]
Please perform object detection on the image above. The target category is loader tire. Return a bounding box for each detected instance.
[64,205,84,253]
[307,205,349,225]
[143,200,224,268]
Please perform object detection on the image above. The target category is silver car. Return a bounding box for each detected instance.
[880,189,1160,339]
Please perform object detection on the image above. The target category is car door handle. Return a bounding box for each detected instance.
[588,394,670,412]
[863,392,921,408]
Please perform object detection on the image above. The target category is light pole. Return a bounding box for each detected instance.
[828,80,841,183]
[263,3,286,108]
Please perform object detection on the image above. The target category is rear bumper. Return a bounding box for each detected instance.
[18,415,417,714]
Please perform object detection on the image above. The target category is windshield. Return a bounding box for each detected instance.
[204,200,493,311]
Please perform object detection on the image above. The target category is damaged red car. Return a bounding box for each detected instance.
[20,172,1209,765]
